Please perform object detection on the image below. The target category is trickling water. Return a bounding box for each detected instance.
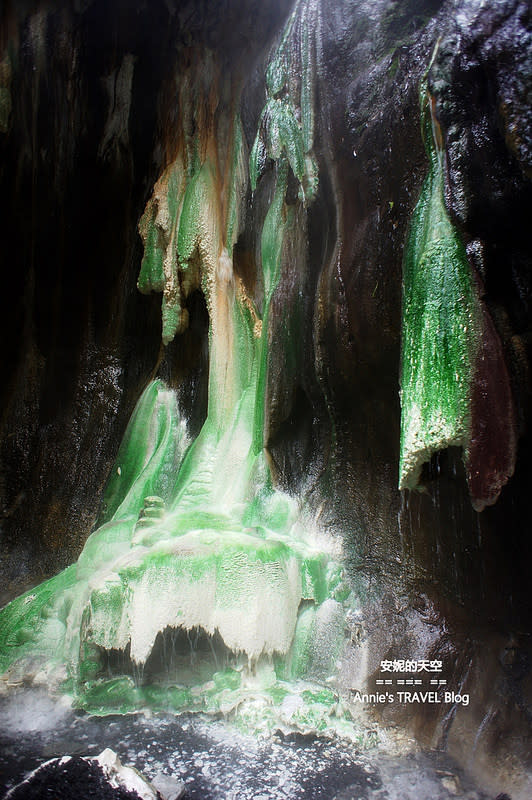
[470,704,497,762]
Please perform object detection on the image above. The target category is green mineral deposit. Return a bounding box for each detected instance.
[177,161,216,270]
[96,380,189,526]
[0,9,361,741]
[399,71,482,490]
[250,0,318,203]
[138,160,188,343]
[225,113,246,249]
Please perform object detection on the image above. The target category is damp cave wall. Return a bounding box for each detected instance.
[0,0,531,773]
[0,0,295,596]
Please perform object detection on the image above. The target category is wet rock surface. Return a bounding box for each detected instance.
[0,0,530,627]
[6,755,151,800]
[0,0,531,793]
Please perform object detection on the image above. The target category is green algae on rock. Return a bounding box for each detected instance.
[398,73,483,492]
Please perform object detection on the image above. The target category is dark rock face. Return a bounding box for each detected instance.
[6,755,149,800]
[0,1,167,595]
[0,0,531,792]
[428,0,530,509]
[301,1,531,784]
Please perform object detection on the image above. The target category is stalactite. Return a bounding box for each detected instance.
[137,50,225,346]
[399,53,518,511]
[399,69,483,493]
[138,159,190,343]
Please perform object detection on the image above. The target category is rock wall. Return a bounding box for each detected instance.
[0,0,531,793]
[0,0,290,595]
